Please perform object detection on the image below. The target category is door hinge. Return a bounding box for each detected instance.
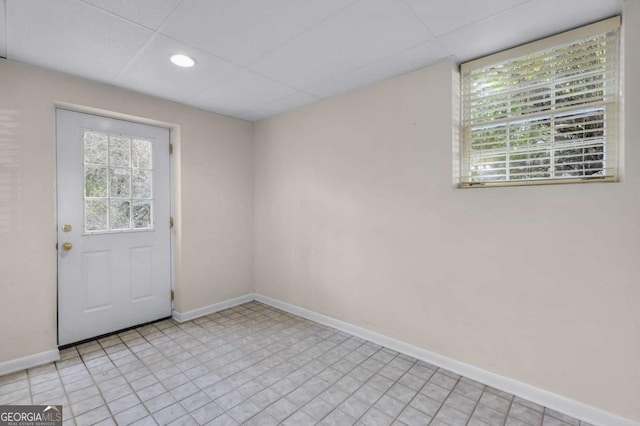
[171,290,175,301]
[169,217,174,228]
[169,143,173,154]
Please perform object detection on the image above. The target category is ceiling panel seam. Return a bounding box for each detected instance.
[243,0,361,69]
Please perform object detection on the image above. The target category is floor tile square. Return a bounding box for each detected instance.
[281,409,316,426]
[302,397,335,420]
[144,392,177,413]
[360,407,395,426]
[206,412,239,425]
[170,381,201,401]
[108,393,141,415]
[410,393,443,416]
[319,385,350,406]
[338,395,370,419]
[249,387,281,409]
[214,389,245,410]
[435,404,472,425]
[190,401,225,424]
[285,386,314,408]
[452,380,484,401]
[429,371,459,390]
[74,405,111,426]
[473,403,508,425]
[374,394,406,418]
[179,391,211,412]
[443,391,477,415]
[479,391,512,413]
[138,382,167,402]
[317,408,356,426]
[420,382,451,403]
[243,411,279,426]
[509,402,544,425]
[265,397,298,422]
[113,403,150,425]
[398,405,432,425]
[71,394,105,416]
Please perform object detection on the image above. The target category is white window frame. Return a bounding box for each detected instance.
[459,16,621,188]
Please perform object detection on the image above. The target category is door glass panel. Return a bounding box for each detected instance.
[85,200,108,231]
[132,169,152,199]
[110,200,131,230]
[84,132,108,165]
[110,168,131,198]
[109,136,131,167]
[133,139,152,169]
[85,166,108,197]
[83,130,154,233]
[133,201,152,229]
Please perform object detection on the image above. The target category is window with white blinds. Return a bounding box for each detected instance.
[460,17,620,187]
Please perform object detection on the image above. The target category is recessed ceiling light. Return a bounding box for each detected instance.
[170,54,195,68]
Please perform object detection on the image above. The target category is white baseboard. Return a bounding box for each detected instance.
[254,294,638,426]
[172,293,255,323]
[0,349,60,376]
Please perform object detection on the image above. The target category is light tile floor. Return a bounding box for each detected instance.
[0,302,592,426]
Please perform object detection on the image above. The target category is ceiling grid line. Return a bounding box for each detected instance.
[113,33,161,81]
[243,0,362,70]
[77,0,157,31]
[436,0,534,38]
[399,0,453,62]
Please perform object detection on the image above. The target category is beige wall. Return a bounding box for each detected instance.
[253,3,640,421]
[0,59,254,362]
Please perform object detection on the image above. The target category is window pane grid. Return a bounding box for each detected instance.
[84,131,154,233]
[461,23,618,187]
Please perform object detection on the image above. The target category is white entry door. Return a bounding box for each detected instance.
[56,109,172,346]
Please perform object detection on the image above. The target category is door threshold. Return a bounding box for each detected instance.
[58,316,172,350]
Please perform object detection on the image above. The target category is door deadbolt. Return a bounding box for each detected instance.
[62,224,72,232]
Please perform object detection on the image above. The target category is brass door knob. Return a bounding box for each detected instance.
[61,242,73,251]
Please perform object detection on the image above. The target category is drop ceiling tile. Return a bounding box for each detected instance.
[0,0,6,58]
[404,0,529,36]
[81,0,181,30]
[191,68,297,118]
[307,40,450,99]
[160,0,357,66]
[6,0,152,82]
[439,0,623,63]
[248,0,431,90]
[116,34,238,105]
[238,92,320,122]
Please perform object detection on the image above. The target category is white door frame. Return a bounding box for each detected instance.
[54,104,178,345]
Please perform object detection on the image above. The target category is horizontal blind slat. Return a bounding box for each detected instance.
[467,72,616,103]
[467,54,617,93]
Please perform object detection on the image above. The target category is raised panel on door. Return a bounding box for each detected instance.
[83,250,113,311]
